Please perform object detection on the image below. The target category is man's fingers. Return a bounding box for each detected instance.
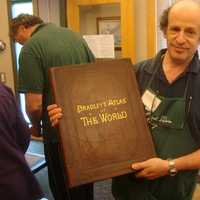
[50,112,62,121]
[132,162,146,171]
[48,107,62,117]
[50,113,63,126]
[47,104,63,127]
[47,104,58,111]
[134,167,150,178]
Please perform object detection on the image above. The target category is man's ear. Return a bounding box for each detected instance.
[18,25,26,32]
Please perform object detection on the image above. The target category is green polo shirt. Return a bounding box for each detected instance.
[18,23,95,141]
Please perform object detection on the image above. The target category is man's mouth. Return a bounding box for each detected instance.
[173,46,187,53]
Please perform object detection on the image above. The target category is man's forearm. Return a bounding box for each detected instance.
[27,108,42,133]
[174,149,200,171]
[25,93,43,134]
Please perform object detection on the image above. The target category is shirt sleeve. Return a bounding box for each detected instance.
[18,49,44,94]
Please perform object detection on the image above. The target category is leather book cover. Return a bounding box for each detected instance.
[49,59,156,188]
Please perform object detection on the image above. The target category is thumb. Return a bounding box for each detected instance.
[131,162,145,171]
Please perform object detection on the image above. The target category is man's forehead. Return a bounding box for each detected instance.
[170,0,200,16]
[168,5,200,27]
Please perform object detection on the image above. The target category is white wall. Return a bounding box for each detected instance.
[0,0,15,91]
[33,0,61,25]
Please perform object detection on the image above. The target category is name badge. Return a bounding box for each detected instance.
[142,90,161,112]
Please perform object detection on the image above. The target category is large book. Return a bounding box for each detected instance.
[49,59,156,188]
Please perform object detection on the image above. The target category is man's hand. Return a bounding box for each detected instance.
[132,158,169,180]
[47,104,63,127]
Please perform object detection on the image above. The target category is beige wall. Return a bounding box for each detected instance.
[0,0,14,91]
[80,3,120,35]
[135,0,147,62]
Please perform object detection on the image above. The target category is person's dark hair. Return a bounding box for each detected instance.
[10,14,43,38]
[159,0,200,33]
[159,7,171,34]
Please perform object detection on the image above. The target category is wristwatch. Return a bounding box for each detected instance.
[168,158,177,176]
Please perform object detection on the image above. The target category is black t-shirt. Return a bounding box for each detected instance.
[135,49,200,146]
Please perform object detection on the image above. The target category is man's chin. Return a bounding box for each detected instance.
[172,56,188,64]
[172,50,187,58]
[172,46,186,54]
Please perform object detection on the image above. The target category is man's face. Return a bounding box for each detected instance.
[164,5,200,64]
[14,25,29,45]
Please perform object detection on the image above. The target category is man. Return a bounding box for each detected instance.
[10,14,95,200]
[0,83,43,200]
[48,0,200,199]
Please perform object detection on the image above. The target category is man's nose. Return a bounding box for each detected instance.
[176,31,186,44]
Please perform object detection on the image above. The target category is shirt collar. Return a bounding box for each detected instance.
[31,23,46,37]
[144,49,200,75]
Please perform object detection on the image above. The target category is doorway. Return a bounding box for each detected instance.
[10,0,33,123]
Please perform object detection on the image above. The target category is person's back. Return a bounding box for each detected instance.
[0,83,43,200]
[20,23,94,69]
[18,23,95,139]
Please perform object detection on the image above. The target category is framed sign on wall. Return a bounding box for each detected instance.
[97,16,121,50]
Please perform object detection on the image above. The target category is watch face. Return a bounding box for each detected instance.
[170,169,177,176]
[168,159,177,176]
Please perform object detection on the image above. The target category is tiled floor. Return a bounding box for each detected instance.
[28,140,200,200]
